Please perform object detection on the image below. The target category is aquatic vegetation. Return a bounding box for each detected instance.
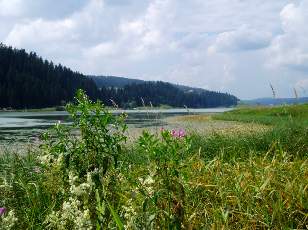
[0,92,307,229]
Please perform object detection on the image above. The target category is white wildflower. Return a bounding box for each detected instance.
[38,154,52,165]
[144,176,154,185]
[1,210,18,229]
[123,199,137,230]
[69,172,94,196]
[139,176,155,196]
[46,197,92,230]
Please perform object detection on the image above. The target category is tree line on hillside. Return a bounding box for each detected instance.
[0,44,238,109]
[89,75,144,88]
[99,82,238,108]
[0,43,99,109]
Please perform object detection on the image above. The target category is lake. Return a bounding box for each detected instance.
[0,108,232,144]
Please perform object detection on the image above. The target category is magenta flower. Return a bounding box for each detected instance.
[160,127,165,132]
[171,129,178,137]
[178,129,186,138]
[0,207,7,216]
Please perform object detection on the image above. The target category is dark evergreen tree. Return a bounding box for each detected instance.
[99,82,238,108]
[0,43,238,109]
[0,43,99,109]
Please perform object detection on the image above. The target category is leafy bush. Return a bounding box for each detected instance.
[40,89,127,229]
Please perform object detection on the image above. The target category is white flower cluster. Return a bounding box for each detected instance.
[123,199,137,230]
[46,197,91,230]
[45,171,95,229]
[0,210,18,229]
[139,175,155,196]
[38,153,64,167]
[69,171,94,197]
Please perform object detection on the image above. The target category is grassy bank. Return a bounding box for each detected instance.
[0,93,307,229]
[214,103,308,126]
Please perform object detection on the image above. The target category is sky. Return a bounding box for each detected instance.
[1,0,308,99]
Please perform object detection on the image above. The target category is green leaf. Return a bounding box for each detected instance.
[107,201,124,230]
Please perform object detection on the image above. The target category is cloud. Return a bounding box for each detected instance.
[295,79,308,95]
[5,19,75,46]
[83,0,176,67]
[0,0,86,19]
[268,0,308,71]
[0,0,24,17]
[208,26,272,54]
[4,0,108,60]
[117,0,175,56]
[2,0,306,98]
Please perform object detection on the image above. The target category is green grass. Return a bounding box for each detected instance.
[214,103,308,126]
[0,97,307,229]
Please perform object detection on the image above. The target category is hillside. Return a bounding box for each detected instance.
[89,75,144,88]
[0,43,99,109]
[99,81,238,108]
[0,44,238,109]
[91,75,238,108]
[90,75,215,94]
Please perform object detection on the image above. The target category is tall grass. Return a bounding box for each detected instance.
[0,93,307,229]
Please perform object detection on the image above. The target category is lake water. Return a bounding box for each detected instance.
[0,108,232,144]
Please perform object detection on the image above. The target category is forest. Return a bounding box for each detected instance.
[0,44,238,109]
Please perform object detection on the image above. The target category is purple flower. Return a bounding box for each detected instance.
[178,129,186,138]
[0,207,7,216]
[171,129,178,137]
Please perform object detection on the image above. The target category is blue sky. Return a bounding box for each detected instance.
[1,0,308,99]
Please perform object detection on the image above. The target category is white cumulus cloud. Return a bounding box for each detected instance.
[0,0,24,17]
[268,0,308,71]
[208,26,272,54]
[1,0,307,99]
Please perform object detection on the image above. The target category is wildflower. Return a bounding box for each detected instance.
[33,166,41,173]
[1,210,17,229]
[178,129,186,138]
[144,176,155,185]
[171,129,178,137]
[0,207,6,216]
[160,127,165,132]
[170,129,186,138]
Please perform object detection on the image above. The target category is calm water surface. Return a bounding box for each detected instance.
[0,108,232,144]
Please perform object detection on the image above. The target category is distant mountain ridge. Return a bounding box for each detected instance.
[89,75,144,88]
[90,75,214,94]
[242,97,308,105]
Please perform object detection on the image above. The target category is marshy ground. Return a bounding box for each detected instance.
[125,113,269,143]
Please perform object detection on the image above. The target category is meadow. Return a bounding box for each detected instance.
[214,103,308,126]
[0,91,307,229]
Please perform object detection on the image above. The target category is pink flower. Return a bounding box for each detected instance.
[0,207,6,216]
[171,129,178,137]
[178,129,186,138]
[160,127,165,132]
